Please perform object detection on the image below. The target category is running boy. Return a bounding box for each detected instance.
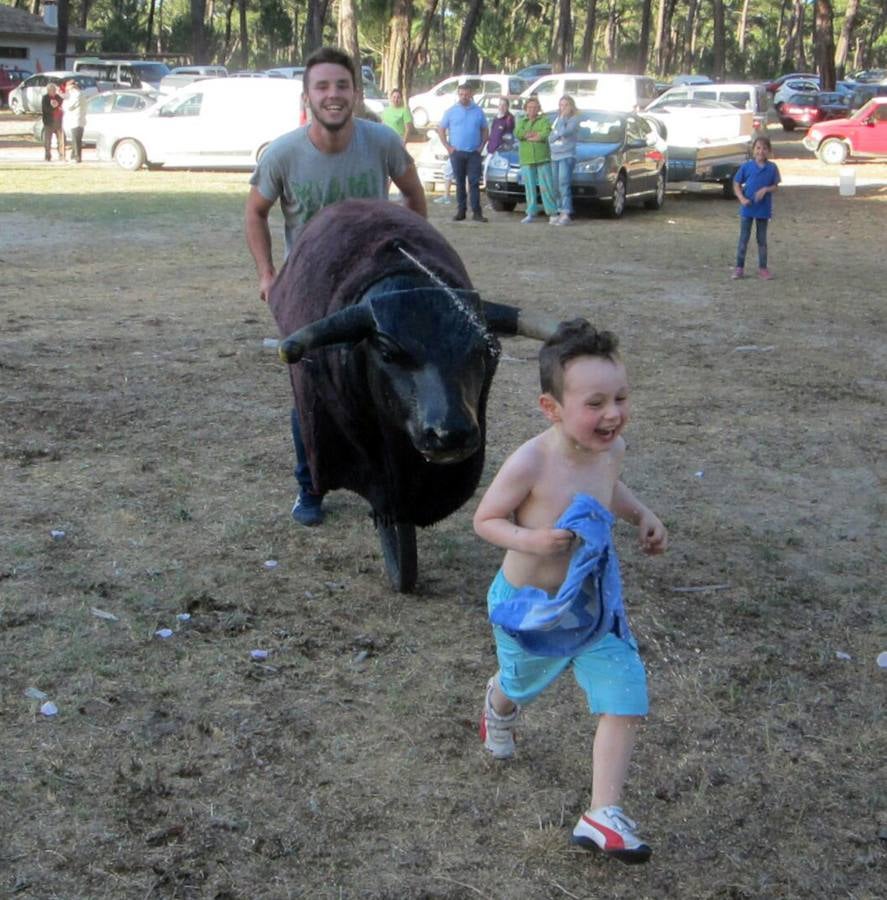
[473,319,667,864]
[732,135,780,280]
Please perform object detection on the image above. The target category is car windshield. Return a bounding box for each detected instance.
[817,93,847,105]
[362,81,384,99]
[569,111,626,143]
[786,94,815,105]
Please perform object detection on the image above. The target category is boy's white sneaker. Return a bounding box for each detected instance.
[479,677,519,759]
[571,806,652,864]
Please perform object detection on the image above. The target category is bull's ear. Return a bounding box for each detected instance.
[483,302,558,342]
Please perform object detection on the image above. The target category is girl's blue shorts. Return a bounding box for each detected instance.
[488,569,649,716]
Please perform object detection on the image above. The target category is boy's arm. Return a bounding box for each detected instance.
[473,446,574,557]
[611,481,668,555]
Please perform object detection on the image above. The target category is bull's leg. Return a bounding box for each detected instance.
[377,520,418,593]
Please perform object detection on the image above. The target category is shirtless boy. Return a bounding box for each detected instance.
[473,318,667,863]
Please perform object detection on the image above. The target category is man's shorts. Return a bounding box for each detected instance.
[488,569,649,715]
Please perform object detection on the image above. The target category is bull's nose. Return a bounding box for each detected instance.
[417,426,481,464]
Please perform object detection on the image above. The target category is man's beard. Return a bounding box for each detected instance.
[308,98,353,132]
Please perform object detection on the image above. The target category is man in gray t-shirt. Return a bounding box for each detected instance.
[245,46,426,527]
[250,117,414,257]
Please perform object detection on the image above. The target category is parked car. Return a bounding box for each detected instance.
[802,96,887,164]
[776,94,813,130]
[0,65,31,107]
[7,72,98,114]
[846,69,887,84]
[848,83,887,111]
[485,109,667,218]
[160,66,227,92]
[72,58,171,91]
[773,77,819,108]
[671,74,714,86]
[521,73,658,113]
[648,82,769,132]
[32,89,161,145]
[94,77,306,170]
[765,72,818,94]
[265,66,305,79]
[514,63,553,82]
[408,74,527,128]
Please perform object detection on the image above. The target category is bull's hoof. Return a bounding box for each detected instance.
[377,520,417,593]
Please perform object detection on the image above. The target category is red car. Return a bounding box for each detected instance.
[803,96,887,164]
[778,91,852,131]
[0,65,31,107]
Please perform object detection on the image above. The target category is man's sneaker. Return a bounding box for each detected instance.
[731,267,744,280]
[479,677,519,759]
[571,806,652,864]
[758,267,773,280]
[472,212,488,223]
[291,492,324,526]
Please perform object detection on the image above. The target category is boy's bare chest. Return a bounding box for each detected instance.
[518,454,618,528]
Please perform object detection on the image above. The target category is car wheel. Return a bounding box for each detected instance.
[644,169,666,210]
[113,139,146,171]
[782,121,795,132]
[412,107,429,128]
[10,96,22,115]
[722,178,734,199]
[489,197,516,212]
[818,138,848,166]
[33,122,44,142]
[607,173,626,218]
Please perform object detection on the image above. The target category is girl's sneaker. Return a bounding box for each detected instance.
[571,806,652,864]
[549,214,561,224]
[731,267,744,279]
[479,677,519,759]
[758,267,773,280]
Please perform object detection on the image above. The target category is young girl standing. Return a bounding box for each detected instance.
[732,136,780,280]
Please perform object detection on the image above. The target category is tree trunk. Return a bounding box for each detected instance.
[384,0,412,93]
[409,0,440,87]
[452,0,483,72]
[338,0,364,106]
[146,0,157,55]
[306,0,325,55]
[637,0,652,74]
[737,0,750,54]
[814,0,836,90]
[54,0,69,71]
[834,0,860,80]
[680,0,698,72]
[579,0,598,70]
[191,0,207,65]
[239,0,248,68]
[604,0,619,69]
[711,0,725,81]
[552,0,572,73]
[653,0,675,76]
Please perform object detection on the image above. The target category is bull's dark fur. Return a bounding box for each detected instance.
[269,199,500,526]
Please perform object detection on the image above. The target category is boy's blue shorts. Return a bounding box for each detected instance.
[488,569,649,716]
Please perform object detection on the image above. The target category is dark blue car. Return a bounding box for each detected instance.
[485,109,667,218]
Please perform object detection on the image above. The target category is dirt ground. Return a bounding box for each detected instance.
[1,127,885,899]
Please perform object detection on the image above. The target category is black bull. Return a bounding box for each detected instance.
[269,199,554,533]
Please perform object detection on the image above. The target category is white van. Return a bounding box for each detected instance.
[521,73,658,113]
[95,78,305,170]
[647,82,770,132]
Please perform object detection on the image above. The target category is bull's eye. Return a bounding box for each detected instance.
[374,335,409,366]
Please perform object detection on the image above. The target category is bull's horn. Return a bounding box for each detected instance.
[278,304,374,364]
[482,301,558,342]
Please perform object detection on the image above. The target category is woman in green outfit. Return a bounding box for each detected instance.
[514,96,559,223]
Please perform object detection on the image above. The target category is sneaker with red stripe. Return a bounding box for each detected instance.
[571,806,652,864]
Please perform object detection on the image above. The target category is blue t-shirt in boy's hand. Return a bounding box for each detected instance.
[734,159,781,219]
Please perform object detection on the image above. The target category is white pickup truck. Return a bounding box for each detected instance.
[642,103,754,195]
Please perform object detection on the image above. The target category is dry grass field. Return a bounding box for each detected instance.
[1,130,885,899]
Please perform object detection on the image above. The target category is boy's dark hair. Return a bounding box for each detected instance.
[539,318,619,400]
[305,47,357,89]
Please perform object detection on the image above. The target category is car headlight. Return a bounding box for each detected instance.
[576,156,606,175]
[489,152,509,169]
